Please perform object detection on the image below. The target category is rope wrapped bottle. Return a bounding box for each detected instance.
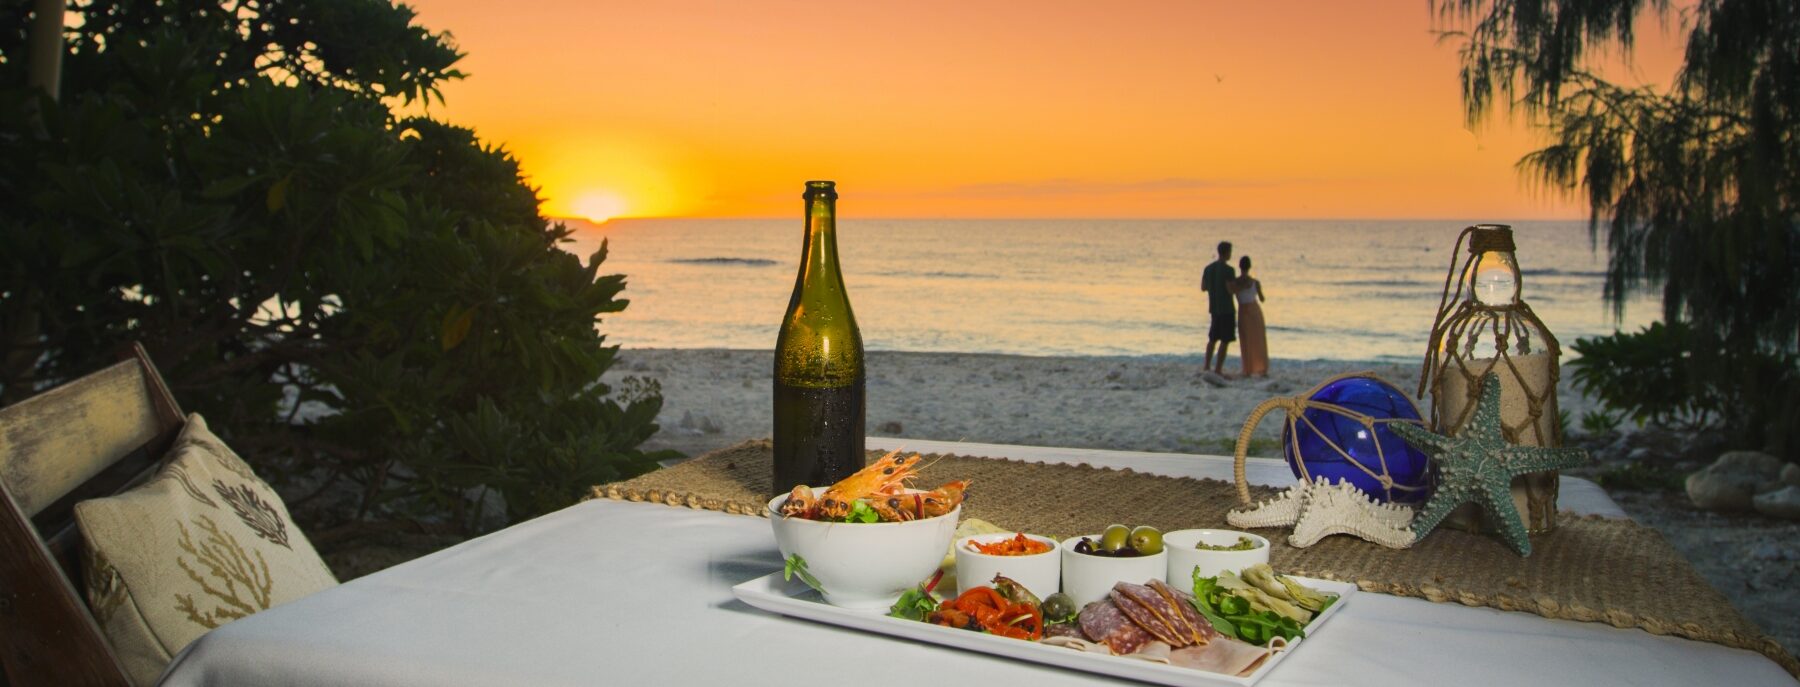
[1418,224,1564,533]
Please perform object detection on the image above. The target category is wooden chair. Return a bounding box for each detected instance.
[0,344,185,686]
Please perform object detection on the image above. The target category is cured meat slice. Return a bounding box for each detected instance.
[1150,579,1219,643]
[1111,582,1213,647]
[1077,599,1155,655]
[1110,584,1186,646]
[1043,622,1085,640]
[1168,636,1274,677]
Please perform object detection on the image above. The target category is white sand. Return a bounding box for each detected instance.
[604,348,1602,460]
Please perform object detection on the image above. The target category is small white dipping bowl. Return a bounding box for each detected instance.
[1163,529,1271,587]
[954,533,1060,600]
[1059,535,1168,608]
[766,493,961,611]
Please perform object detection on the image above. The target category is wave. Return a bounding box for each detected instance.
[668,257,778,267]
[879,270,991,280]
[1522,268,1608,278]
[1330,279,1424,288]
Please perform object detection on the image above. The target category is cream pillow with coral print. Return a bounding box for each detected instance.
[74,414,337,686]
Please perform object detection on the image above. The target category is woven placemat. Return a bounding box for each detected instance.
[592,440,1797,676]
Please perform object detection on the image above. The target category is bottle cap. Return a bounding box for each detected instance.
[1467,224,1515,253]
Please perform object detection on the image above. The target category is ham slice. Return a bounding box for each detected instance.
[1168,636,1277,677]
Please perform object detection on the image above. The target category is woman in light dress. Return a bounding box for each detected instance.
[1230,256,1269,378]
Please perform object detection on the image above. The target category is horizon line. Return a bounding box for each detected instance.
[555,215,1597,224]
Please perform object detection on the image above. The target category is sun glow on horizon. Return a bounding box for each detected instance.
[571,190,630,223]
[410,1,1690,220]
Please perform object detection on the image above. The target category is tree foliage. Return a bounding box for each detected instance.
[0,0,669,533]
[1433,0,1799,456]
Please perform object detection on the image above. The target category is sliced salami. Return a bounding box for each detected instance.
[1077,599,1156,655]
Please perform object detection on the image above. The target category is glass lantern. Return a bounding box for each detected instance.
[1420,224,1564,533]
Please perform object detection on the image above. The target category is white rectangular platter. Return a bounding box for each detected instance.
[732,572,1355,687]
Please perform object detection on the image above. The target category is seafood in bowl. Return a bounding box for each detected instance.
[778,449,967,523]
[768,450,969,609]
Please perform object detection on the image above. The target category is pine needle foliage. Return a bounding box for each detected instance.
[1432,0,1799,456]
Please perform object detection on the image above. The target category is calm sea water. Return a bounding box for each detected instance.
[559,219,1658,362]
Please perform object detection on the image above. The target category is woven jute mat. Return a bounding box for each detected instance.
[592,440,1797,676]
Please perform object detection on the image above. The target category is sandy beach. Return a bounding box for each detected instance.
[606,348,1604,459]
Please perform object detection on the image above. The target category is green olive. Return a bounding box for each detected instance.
[1099,524,1130,552]
[1041,592,1078,624]
[1128,526,1164,556]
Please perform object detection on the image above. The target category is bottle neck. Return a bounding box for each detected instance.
[803,194,838,275]
[1471,249,1521,305]
[1467,225,1522,306]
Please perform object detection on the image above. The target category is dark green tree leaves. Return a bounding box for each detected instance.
[0,0,669,534]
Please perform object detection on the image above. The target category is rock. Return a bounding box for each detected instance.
[1748,542,1791,562]
[1784,463,1800,488]
[875,420,903,434]
[1685,451,1786,511]
[676,411,720,435]
[1752,485,1800,520]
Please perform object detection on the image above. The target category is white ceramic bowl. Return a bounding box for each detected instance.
[766,493,961,610]
[1163,529,1271,587]
[1058,535,1168,608]
[954,533,1060,599]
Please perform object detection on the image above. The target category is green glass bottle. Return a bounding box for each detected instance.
[773,180,866,496]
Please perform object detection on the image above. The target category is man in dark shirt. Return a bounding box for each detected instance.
[1200,241,1236,375]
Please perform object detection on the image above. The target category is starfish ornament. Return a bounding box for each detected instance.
[1391,373,1591,556]
[1227,479,1417,549]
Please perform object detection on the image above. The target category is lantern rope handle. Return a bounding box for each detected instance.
[1419,225,1479,402]
[1233,396,1297,504]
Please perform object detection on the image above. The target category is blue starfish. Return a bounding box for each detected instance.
[1391,373,1590,556]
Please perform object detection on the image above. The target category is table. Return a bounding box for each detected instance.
[160,439,1794,686]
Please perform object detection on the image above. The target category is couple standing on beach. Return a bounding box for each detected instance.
[1200,241,1269,378]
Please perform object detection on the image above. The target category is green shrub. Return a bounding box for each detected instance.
[0,0,671,533]
[1593,463,1685,492]
[1579,409,1623,436]
[1569,323,1798,458]
[1567,323,1715,430]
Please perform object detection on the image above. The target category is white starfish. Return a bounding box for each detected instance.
[1227,479,1417,549]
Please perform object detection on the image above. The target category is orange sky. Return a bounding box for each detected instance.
[402,0,1689,220]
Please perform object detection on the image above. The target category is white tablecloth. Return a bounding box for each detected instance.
[161,441,1792,686]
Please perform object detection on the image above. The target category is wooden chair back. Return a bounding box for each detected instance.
[0,344,184,686]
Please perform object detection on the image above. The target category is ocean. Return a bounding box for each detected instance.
[559,218,1659,363]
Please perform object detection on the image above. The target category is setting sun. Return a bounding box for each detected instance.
[572,190,629,223]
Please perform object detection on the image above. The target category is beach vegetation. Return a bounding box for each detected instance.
[1593,462,1686,492]
[0,0,668,534]
[1433,0,1800,459]
[1579,408,1625,437]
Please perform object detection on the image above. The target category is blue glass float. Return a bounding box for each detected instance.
[1281,375,1432,504]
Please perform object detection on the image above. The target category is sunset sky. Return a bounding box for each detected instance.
[402,1,1688,221]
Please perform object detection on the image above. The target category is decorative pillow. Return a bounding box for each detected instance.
[74,414,338,686]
